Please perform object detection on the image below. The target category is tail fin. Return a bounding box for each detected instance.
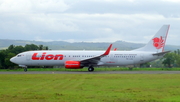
[133,25,170,52]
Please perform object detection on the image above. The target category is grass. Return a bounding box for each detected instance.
[1,67,180,71]
[0,74,180,102]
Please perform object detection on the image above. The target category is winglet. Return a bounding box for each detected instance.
[102,44,112,55]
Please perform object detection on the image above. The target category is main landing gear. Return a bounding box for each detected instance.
[88,66,94,72]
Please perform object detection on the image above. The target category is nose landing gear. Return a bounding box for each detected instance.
[88,66,94,72]
[24,68,27,72]
[19,65,28,72]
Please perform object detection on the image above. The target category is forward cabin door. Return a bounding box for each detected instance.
[26,52,32,65]
[26,52,31,61]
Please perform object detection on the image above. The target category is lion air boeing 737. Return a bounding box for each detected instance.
[10,25,170,72]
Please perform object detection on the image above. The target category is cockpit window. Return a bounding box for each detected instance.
[17,55,21,57]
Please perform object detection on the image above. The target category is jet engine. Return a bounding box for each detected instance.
[65,61,83,69]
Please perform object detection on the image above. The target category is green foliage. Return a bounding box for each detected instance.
[44,46,49,50]
[0,51,5,69]
[8,44,15,50]
[5,53,16,68]
[39,44,43,50]
[161,49,180,68]
[0,44,49,69]
[12,46,25,54]
[176,55,180,67]
[38,45,49,50]
[162,52,176,67]
[150,59,164,67]
[140,62,151,68]
[25,44,39,51]
[178,49,180,55]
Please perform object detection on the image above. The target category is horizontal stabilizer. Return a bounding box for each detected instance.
[153,51,170,56]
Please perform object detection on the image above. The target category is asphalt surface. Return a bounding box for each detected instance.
[1,71,180,74]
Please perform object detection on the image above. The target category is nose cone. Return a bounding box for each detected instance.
[10,57,16,64]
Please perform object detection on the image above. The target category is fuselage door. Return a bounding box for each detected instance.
[26,52,31,61]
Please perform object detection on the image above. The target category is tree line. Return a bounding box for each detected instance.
[0,44,49,69]
[162,49,180,67]
[143,49,180,68]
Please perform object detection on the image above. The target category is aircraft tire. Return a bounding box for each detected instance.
[24,68,27,72]
[88,67,94,72]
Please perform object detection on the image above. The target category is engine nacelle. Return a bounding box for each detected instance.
[65,61,83,69]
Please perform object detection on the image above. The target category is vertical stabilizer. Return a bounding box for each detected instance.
[133,25,170,52]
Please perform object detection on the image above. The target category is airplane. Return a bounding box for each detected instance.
[10,25,170,72]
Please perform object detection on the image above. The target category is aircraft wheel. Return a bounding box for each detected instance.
[88,67,94,72]
[24,68,27,72]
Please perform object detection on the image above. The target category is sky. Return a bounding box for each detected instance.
[0,0,180,45]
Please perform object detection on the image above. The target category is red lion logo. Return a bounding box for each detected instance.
[152,36,164,49]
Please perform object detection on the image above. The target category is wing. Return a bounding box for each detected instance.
[79,44,112,66]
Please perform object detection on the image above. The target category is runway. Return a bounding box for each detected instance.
[1,71,180,74]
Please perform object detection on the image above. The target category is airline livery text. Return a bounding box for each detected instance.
[32,53,63,60]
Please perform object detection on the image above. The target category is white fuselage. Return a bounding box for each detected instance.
[10,50,162,67]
